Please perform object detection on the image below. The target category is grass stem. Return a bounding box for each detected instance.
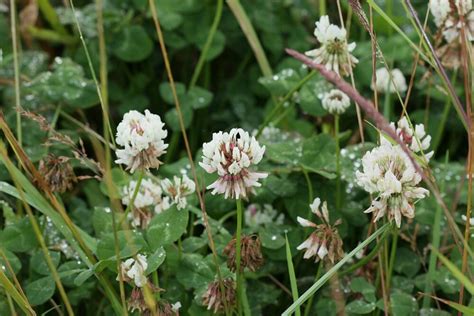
[235,198,244,315]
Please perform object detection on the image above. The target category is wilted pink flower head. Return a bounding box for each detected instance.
[199,128,267,199]
[297,198,344,264]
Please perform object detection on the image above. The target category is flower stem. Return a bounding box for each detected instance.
[119,171,145,227]
[303,262,322,316]
[335,114,341,211]
[387,225,398,288]
[236,198,244,316]
[383,90,392,121]
[152,270,160,300]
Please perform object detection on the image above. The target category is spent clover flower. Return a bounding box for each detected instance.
[115,110,168,173]
[356,141,430,228]
[117,254,148,287]
[389,117,434,162]
[429,0,474,43]
[223,234,264,272]
[371,68,407,94]
[245,203,284,229]
[38,154,77,193]
[305,15,358,77]
[297,198,344,263]
[321,89,351,114]
[199,128,267,199]
[202,278,237,313]
[161,174,195,210]
[122,178,170,228]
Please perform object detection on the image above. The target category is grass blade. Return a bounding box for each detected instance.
[282,223,389,316]
[285,234,301,316]
[432,247,474,296]
[226,0,272,77]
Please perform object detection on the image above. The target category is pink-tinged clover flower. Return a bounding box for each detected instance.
[115,110,168,173]
[199,128,267,199]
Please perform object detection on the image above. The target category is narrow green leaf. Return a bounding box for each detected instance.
[282,223,389,316]
[285,234,301,316]
[432,248,474,295]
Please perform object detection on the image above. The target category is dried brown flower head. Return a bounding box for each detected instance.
[202,278,236,314]
[128,287,148,314]
[38,154,77,193]
[297,198,344,264]
[223,234,264,272]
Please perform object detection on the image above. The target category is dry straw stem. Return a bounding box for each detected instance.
[285,48,471,263]
[226,0,272,77]
[148,0,228,306]
[403,0,468,127]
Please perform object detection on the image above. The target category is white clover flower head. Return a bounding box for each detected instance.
[456,0,472,15]
[429,0,474,43]
[245,203,284,229]
[117,254,148,287]
[199,128,268,199]
[461,214,474,226]
[372,68,407,94]
[171,301,182,312]
[296,198,343,263]
[388,117,434,162]
[356,142,430,227]
[429,0,452,26]
[115,110,168,173]
[305,15,358,77]
[122,178,170,227]
[321,89,351,115]
[161,174,196,210]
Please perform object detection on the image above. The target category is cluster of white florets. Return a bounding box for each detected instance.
[388,117,434,162]
[297,198,344,263]
[199,128,267,199]
[115,110,168,173]
[321,89,351,114]
[117,254,148,288]
[245,203,284,229]
[161,174,196,210]
[429,0,474,43]
[371,68,407,94]
[305,15,358,77]
[356,141,430,227]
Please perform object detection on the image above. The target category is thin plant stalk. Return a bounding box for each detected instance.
[383,92,391,121]
[189,0,224,87]
[387,225,398,288]
[119,170,145,226]
[319,0,326,15]
[303,262,323,316]
[235,198,244,316]
[282,223,390,315]
[336,0,365,142]
[153,271,160,300]
[9,0,22,147]
[68,0,116,146]
[256,71,317,138]
[423,152,448,308]
[301,166,314,205]
[334,114,341,211]
[226,0,272,77]
[285,235,301,316]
